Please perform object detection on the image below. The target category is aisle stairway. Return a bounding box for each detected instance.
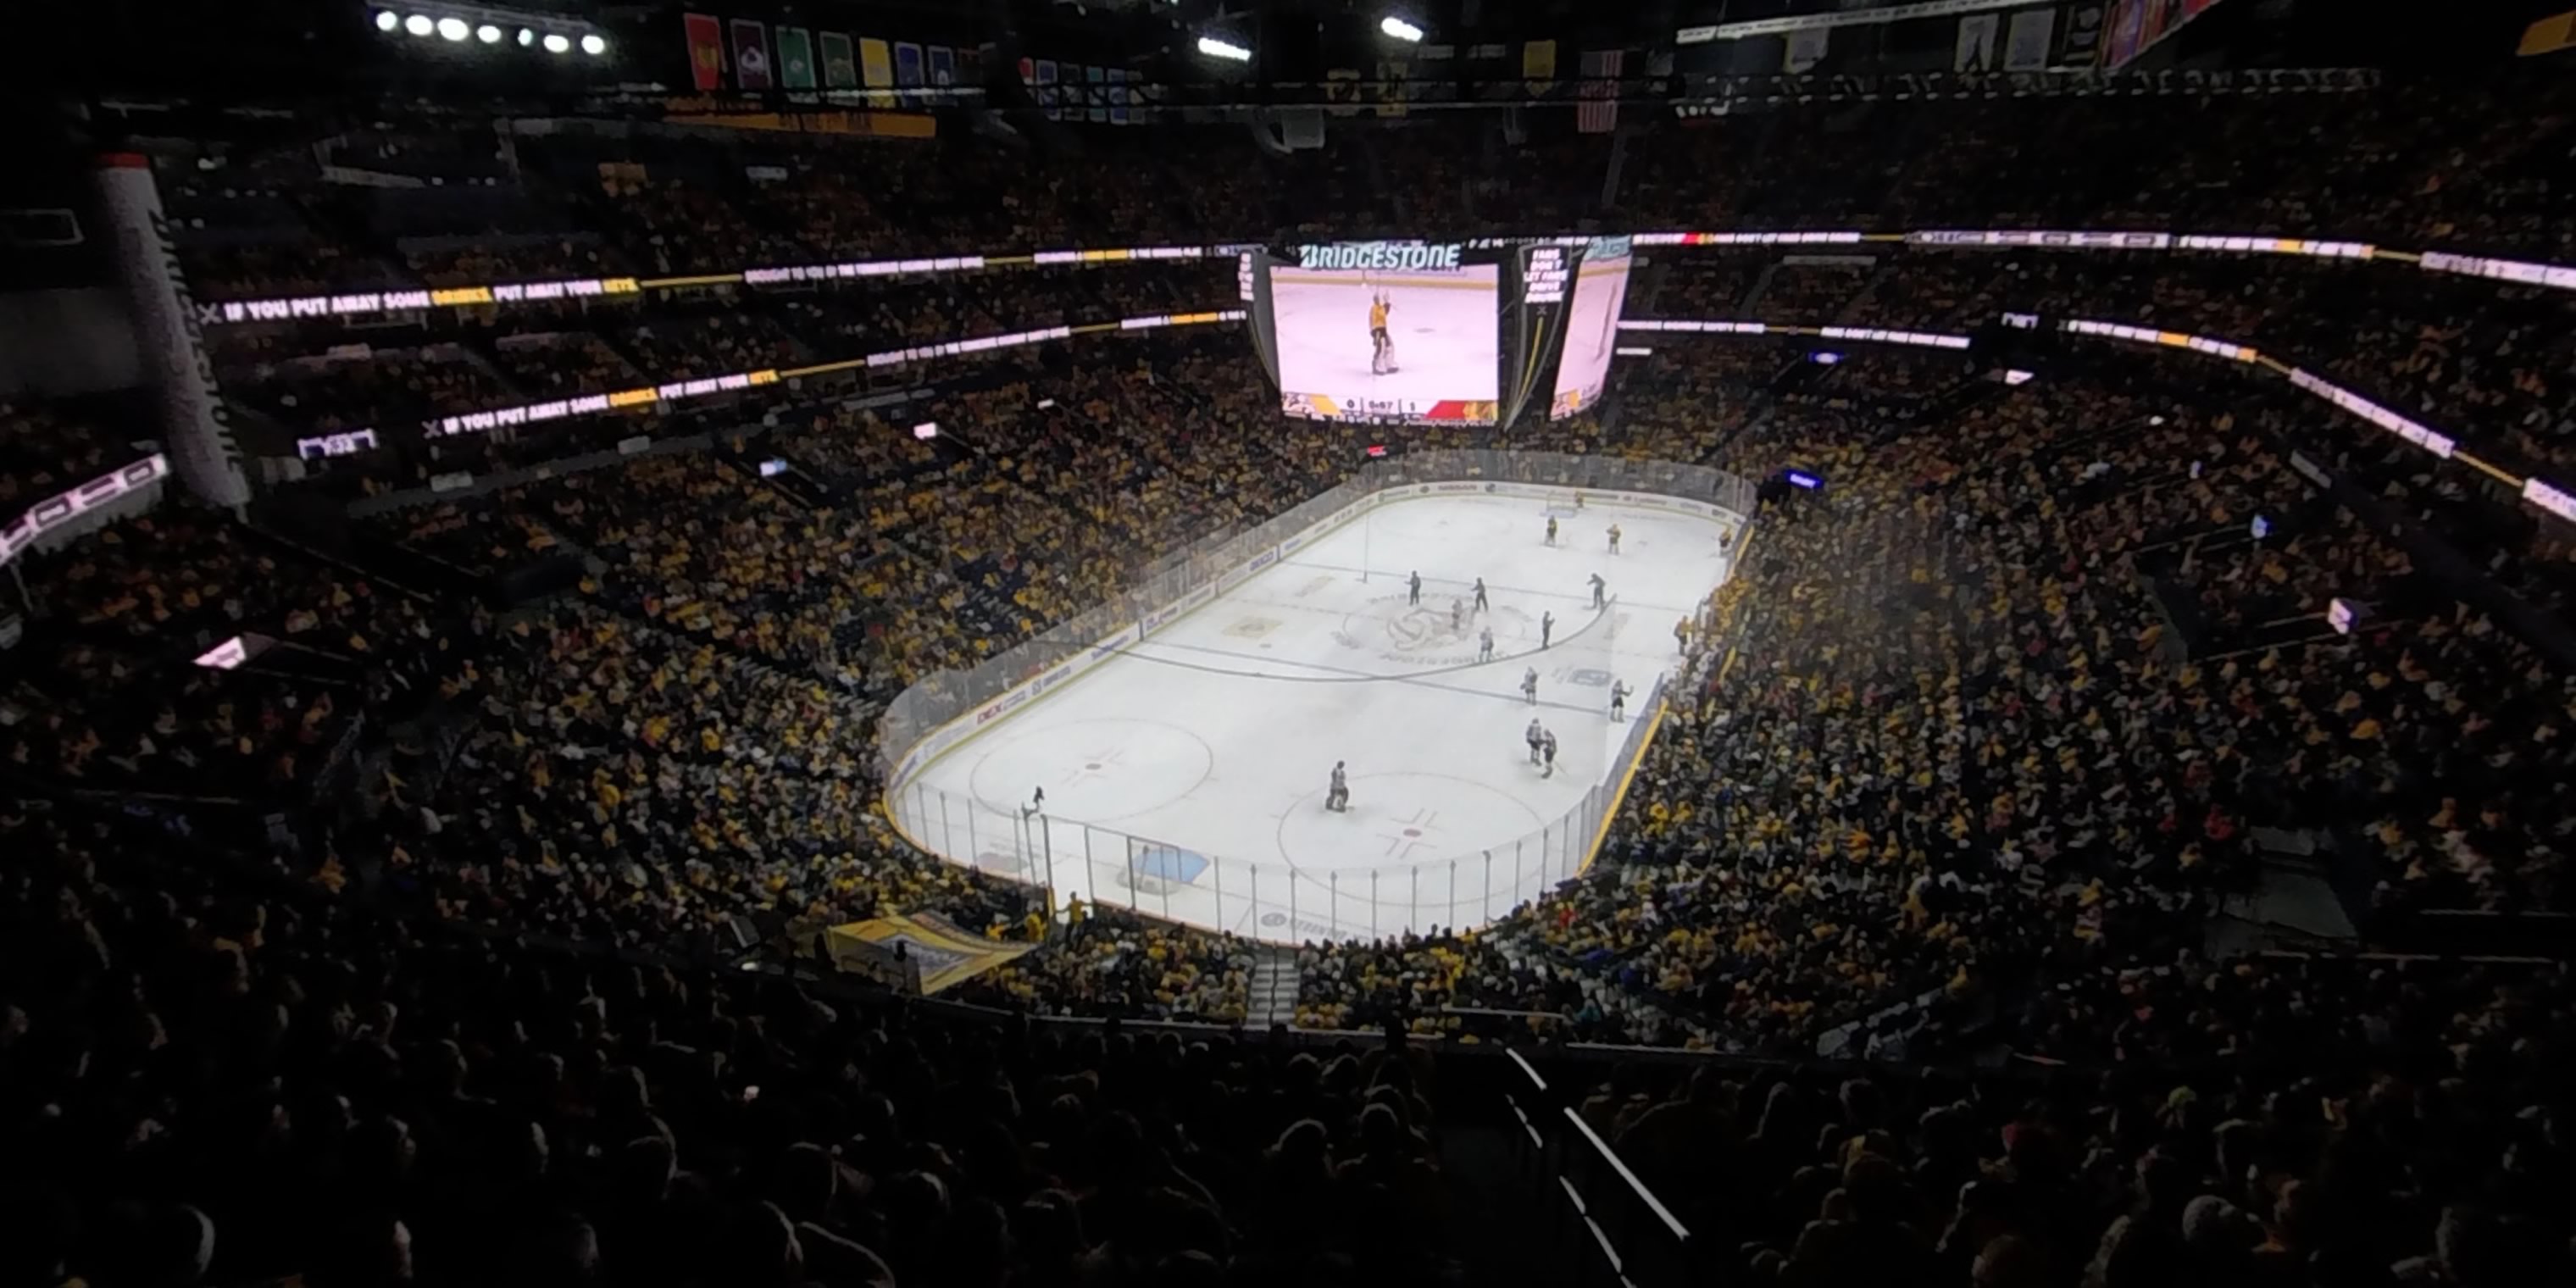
[1246,946,1301,1029]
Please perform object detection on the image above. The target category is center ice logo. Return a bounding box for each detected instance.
[1342,596,1534,665]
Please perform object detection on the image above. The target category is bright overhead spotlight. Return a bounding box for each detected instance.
[580,33,607,56]
[476,24,502,43]
[517,27,535,46]
[1196,35,1252,63]
[403,14,434,36]
[375,10,399,32]
[542,32,571,53]
[1380,16,1424,42]
[436,16,469,42]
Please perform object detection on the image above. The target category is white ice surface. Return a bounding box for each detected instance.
[1272,269,1500,408]
[897,495,1735,943]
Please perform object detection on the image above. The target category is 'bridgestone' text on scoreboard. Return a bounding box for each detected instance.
[1296,242,1466,272]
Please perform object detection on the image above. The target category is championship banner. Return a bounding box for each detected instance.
[1085,64,1108,122]
[894,42,924,99]
[776,27,816,90]
[682,13,725,92]
[2057,1,2107,65]
[1377,57,1413,118]
[1109,68,1132,125]
[859,37,894,91]
[927,44,957,87]
[820,31,858,89]
[728,19,772,90]
[1522,39,1557,93]
[1784,26,1830,73]
[2004,8,2057,69]
[1955,13,2001,69]
[1035,59,1059,119]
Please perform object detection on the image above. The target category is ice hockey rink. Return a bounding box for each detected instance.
[894,493,1740,943]
[1272,267,1501,411]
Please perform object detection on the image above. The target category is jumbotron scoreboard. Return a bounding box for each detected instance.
[1241,236,1632,428]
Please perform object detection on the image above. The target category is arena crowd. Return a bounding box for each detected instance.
[5,73,2575,1287]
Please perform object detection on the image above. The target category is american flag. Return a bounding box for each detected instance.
[1577,49,1623,134]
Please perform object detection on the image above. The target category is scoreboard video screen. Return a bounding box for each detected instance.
[1267,242,1502,425]
[1549,236,1633,419]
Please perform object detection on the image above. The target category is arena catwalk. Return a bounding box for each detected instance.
[898,493,1740,942]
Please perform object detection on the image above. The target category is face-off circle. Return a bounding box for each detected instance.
[1272,770,1548,906]
[966,718,1215,824]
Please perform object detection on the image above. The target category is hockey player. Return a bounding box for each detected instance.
[1525,718,1544,764]
[1473,577,1489,613]
[1541,729,1559,778]
[1022,786,1046,819]
[1326,760,1351,812]
[1607,523,1622,555]
[1522,667,1540,705]
[1541,611,1555,649]
[1610,680,1631,721]
[1589,573,1607,610]
[1479,626,1496,662]
[1408,569,1422,606]
[1546,514,1559,546]
[1369,294,1395,374]
[1452,597,1465,632]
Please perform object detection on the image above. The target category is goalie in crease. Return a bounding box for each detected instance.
[1369,291,1396,374]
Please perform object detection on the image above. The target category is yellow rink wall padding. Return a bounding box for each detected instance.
[828,912,1035,994]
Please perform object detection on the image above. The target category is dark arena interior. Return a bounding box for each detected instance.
[5,1,2576,1285]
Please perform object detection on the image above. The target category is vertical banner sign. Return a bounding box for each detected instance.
[777,27,817,91]
[682,13,725,92]
[820,32,858,89]
[92,155,247,508]
[1326,68,1363,118]
[859,37,895,94]
[1521,39,1557,95]
[729,19,772,89]
[1377,58,1412,117]
[2004,8,2057,69]
[2057,2,2108,66]
[1108,68,1131,125]
[2103,0,2151,68]
[1784,27,1830,73]
[1576,49,1621,133]
[1035,59,1060,119]
[893,42,924,105]
[1085,64,1108,122]
[927,45,957,89]
[1954,14,2001,70]
[959,45,984,85]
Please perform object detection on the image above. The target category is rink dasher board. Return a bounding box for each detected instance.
[882,481,1746,793]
